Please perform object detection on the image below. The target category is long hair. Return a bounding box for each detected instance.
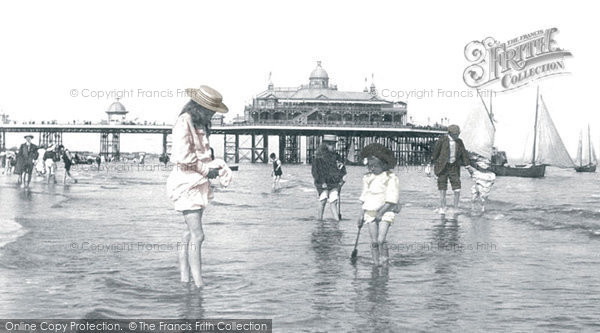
[179,100,210,129]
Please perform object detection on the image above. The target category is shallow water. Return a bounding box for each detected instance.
[1,162,599,331]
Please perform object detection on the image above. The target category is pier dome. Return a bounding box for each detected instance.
[107,99,128,113]
[309,61,329,88]
[106,98,128,124]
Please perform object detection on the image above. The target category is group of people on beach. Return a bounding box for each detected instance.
[0,135,78,188]
[165,85,497,288]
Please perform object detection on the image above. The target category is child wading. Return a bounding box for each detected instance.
[466,153,495,213]
[357,143,400,266]
[270,153,282,190]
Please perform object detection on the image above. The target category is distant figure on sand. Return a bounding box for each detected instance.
[159,153,170,167]
[466,153,495,213]
[270,153,282,190]
[0,152,6,175]
[17,135,39,188]
[62,147,78,184]
[311,134,346,221]
[95,156,101,171]
[166,85,228,288]
[357,143,400,266]
[430,125,470,215]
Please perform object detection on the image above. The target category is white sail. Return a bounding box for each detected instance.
[533,95,575,168]
[347,139,356,162]
[583,125,597,166]
[575,131,583,166]
[461,106,495,159]
[573,126,596,166]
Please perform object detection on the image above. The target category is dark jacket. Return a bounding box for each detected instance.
[311,146,347,187]
[431,135,469,176]
[18,143,38,165]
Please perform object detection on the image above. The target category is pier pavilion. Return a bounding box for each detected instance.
[244,62,407,126]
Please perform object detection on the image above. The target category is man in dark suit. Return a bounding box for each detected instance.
[430,125,470,214]
[18,134,39,188]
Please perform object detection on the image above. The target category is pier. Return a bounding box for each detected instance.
[0,123,444,165]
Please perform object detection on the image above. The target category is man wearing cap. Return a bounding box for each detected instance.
[18,135,39,188]
[311,134,347,221]
[430,125,470,214]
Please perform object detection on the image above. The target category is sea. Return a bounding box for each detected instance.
[0,161,599,332]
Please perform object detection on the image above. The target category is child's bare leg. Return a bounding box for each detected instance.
[453,189,460,209]
[368,221,380,266]
[378,222,391,264]
[183,209,205,288]
[439,190,447,211]
[330,200,340,221]
[317,199,326,221]
[329,189,340,221]
[179,230,191,283]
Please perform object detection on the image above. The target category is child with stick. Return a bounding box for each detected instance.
[357,143,400,266]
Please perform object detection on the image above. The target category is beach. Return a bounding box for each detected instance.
[1,162,599,331]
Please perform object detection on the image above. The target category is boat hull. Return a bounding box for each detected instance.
[490,164,546,178]
[574,164,596,173]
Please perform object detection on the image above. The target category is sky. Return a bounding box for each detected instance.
[0,0,598,160]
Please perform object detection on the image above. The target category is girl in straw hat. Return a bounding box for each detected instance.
[166,85,228,288]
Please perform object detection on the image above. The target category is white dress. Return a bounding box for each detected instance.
[166,113,213,211]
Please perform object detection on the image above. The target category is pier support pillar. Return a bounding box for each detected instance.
[38,131,63,148]
[162,132,168,156]
[280,135,300,164]
[100,131,121,161]
[0,130,5,151]
[224,134,239,164]
[250,134,267,163]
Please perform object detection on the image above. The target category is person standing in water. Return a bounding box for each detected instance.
[430,125,469,215]
[311,134,346,221]
[18,134,38,188]
[357,143,400,266]
[270,153,282,190]
[465,152,495,213]
[166,85,228,288]
[43,144,58,184]
[62,147,78,184]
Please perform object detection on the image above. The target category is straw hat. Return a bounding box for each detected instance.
[185,85,229,113]
[322,134,338,142]
[24,134,34,139]
[360,143,397,169]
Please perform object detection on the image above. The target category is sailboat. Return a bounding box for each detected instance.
[490,87,574,178]
[574,124,597,172]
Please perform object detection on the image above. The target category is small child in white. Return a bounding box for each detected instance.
[357,143,400,266]
[466,153,496,213]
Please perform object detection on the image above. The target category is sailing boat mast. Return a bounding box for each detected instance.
[588,124,592,166]
[577,130,583,167]
[532,87,540,165]
[477,89,496,130]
